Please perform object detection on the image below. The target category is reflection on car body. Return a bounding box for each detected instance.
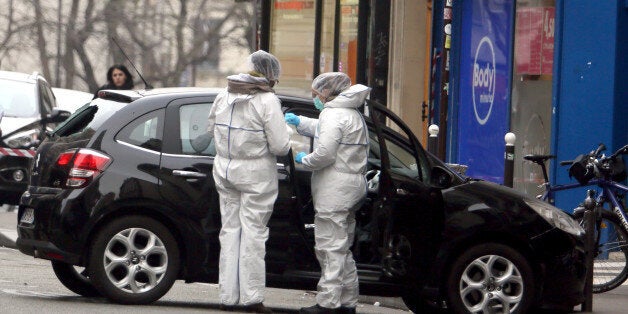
[17,87,585,313]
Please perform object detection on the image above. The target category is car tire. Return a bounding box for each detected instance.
[51,261,100,297]
[88,216,180,304]
[446,243,535,314]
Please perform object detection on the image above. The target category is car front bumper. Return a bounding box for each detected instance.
[532,227,587,310]
[0,154,32,204]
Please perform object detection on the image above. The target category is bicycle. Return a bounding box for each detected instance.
[524,143,628,293]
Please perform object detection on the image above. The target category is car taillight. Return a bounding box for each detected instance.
[56,149,112,188]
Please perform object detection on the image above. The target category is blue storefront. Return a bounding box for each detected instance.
[430,0,628,211]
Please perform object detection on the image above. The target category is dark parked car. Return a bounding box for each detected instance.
[0,71,70,205]
[16,87,586,313]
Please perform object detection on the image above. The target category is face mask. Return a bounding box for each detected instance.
[313,96,325,111]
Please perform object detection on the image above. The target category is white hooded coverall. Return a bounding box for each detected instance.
[207,74,290,306]
[296,84,371,309]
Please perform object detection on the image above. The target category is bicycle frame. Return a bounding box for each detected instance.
[543,178,628,228]
[531,144,628,293]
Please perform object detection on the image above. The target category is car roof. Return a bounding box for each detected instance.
[94,87,310,130]
[0,70,46,84]
[101,87,222,98]
[99,87,311,105]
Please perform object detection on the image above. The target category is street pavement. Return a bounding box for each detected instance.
[0,206,17,249]
[3,208,628,313]
[0,209,408,313]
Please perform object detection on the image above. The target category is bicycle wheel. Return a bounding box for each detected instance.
[573,209,628,293]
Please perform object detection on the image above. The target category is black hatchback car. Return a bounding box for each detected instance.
[17,87,586,313]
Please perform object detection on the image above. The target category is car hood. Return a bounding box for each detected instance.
[1,116,40,137]
[442,180,553,237]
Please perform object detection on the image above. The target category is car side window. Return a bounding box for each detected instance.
[116,109,164,152]
[371,117,430,182]
[180,102,215,156]
[384,135,420,178]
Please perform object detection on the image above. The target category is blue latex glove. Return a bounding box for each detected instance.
[295,152,307,164]
[285,113,300,126]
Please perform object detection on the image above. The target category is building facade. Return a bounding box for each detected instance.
[257,0,430,140]
[437,0,627,210]
[258,0,627,210]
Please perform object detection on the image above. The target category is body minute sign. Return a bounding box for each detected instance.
[472,36,496,126]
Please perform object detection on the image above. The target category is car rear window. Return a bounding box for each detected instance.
[53,98,127,137]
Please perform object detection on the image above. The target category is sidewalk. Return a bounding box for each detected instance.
[0,209,17,249]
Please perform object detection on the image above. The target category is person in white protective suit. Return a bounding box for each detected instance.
[285,72,371,314]
[207,50,290,314]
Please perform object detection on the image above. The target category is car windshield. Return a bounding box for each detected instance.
[0,79,38,118]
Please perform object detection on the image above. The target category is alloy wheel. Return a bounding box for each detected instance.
[458,254,524,313]
[103,227,169,294]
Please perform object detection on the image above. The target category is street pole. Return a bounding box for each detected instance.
[504,132,516,187]
[428,124,439,157]
[581,190,596,312]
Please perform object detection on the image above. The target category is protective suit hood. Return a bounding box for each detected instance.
[226,73,273,96]
[227,73,269,85]
[324,84,371,109]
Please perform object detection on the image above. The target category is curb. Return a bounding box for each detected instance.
[357,295,408,311]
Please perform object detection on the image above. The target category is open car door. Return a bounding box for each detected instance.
[366,100,445,294]
[278,100,321,272]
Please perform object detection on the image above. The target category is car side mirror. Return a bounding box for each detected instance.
[44,109,72,123]
[430,166,453,188]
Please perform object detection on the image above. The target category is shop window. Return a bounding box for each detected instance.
[511,0,555,195]
[319,0,336,73]
[339,0,359,83]
[270,0,317,96]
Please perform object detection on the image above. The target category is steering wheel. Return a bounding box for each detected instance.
[365,169,380,194]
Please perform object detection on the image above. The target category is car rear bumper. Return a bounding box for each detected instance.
[16,237,82,264]
[16,186,84,265]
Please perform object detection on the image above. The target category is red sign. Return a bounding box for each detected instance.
[541,8,555,75]
[515,7,554,75]
[274,0,314,11]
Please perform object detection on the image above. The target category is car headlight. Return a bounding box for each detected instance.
[6,129,39,148]
[524,198,585,236]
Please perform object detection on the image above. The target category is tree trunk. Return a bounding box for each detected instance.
[33,0,52,80]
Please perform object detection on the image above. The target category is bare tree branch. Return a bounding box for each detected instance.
[3,0,255,90]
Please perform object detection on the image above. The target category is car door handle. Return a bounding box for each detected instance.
[172,170,207,178]
[396,188,408,196]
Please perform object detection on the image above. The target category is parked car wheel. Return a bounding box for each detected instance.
[88,216,180,304]
[51,261,100,297]
[446,243,535,314]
